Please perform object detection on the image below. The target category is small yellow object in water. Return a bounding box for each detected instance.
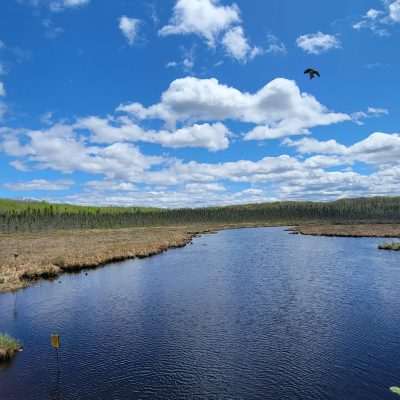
[51,334,60,349]
[390,387,400,395]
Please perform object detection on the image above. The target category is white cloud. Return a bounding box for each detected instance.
[5,179,73,191]
[50,0,89,11]
[117,77,349,140]
[354,1,400,35]
[63,184,276,208]
[149,122,230,150]
[77,116,230,151]
[1,124,165,181]
[0,82,5,97]
[284,132,400,166]
[20,0,90,11]
[348,132,400,164]
[166,61,178,68]
[284,137,348,155]
[353,8,389,36]
[222,26,261,62]
[85,180,136,192]
[389,0,400,22]
[351,107,389,125]
[159,0,240,46]
[159,0,261,63]
[5,122,400,205]
[184,182,226,193]
[296,32,341,54]
[119,16,141,46]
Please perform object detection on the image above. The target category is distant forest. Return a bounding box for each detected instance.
[1,197,400,233]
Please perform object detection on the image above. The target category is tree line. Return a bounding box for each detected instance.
[1,197,400,233]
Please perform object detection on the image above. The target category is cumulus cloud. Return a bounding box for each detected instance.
[85,180,136,192]
[296,32,341,54]
[159,0,260,63]
[117,77,349,140]
[119,16,141,46]
[159,0,240,46]
[63,138,400,206]
[347,132,400,165]
[0,124,165,181]
[4,123,400,205]
[77,116,231,151]
[389,0,400,22]
[4,179,73,191]
[283,137,348,155]
[184,182,226,193]
[284,132,400,165]
[63,184,275,208]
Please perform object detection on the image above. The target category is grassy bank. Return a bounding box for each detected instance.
[0,222,275,293]
[291,224,400,238]
[0,334,21,362]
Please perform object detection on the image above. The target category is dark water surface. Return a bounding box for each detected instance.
[1,227,400,400]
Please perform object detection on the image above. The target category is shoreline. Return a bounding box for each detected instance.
[290,224,400,238]
[0,223,274,294]
[2,223,400,294]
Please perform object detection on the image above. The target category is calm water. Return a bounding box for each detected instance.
[1,227,400,400]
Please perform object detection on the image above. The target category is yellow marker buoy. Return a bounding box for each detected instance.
[51,334,60,349]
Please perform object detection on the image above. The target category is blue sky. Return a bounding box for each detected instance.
[0,0,399,207]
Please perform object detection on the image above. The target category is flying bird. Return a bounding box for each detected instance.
[304,68,320,80]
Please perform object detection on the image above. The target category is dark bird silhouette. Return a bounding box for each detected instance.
[304,68,320,80]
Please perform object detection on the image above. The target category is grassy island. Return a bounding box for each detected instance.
[378,242,400,251]
[0,334,22,362]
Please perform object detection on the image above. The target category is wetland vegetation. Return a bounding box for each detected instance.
[0,334,21,363]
